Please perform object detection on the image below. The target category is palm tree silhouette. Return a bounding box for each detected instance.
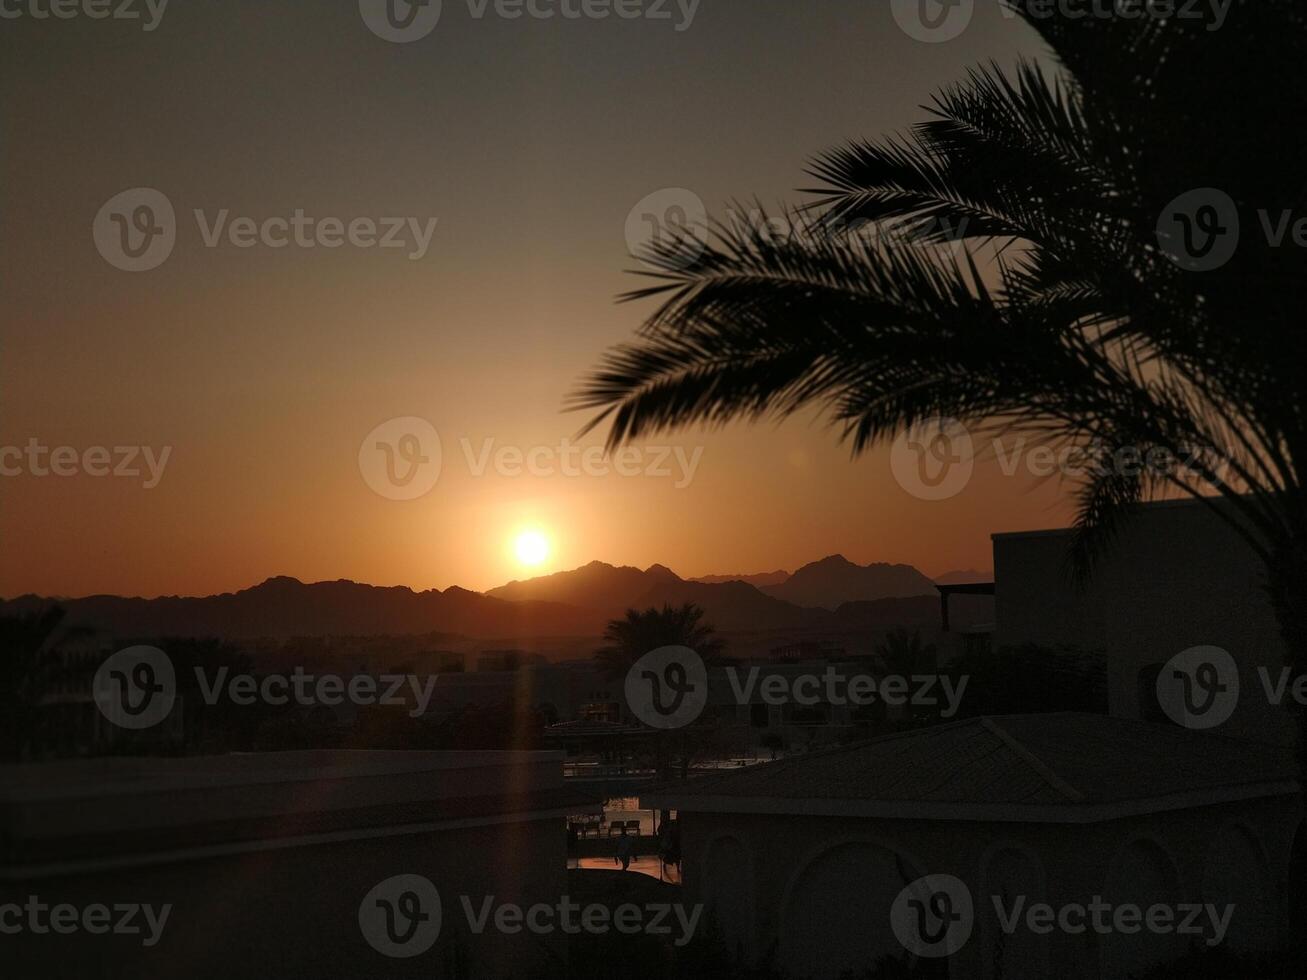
[875,628,937,678]
[573,4,1307,730]
[0,607,77,761]
[596,602,725,681]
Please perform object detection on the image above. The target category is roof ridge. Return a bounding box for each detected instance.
[980,716,1087,804]
[639,716,987,793]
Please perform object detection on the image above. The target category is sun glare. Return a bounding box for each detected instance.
[513,530,551,568]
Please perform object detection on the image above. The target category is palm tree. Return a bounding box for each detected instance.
[874,628,936,678]
[597,603,725,784]
[0,607,71,761]
[572,3,1307,741]
[595,602,725,681]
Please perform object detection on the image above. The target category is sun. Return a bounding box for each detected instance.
[513,530,551,568]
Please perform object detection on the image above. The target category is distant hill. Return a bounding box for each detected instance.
[486,560,680,613]
[487,561,824,631]
[761,555,937,610]
[0,577,605,641]
[633,578,827,631]
[934,569,994,585]
[690,570,791,588]
[832,594,992,632]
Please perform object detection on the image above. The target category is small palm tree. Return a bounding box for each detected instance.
[0,608,70,761]
[874,628,936,678]
[596,602,725,680]
[573,4,1307,732]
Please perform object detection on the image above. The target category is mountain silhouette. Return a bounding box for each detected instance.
[690,570,791,587]
[760,555,937,610]
[487,561,679,613]
[486,561,824,631]
[4,556,954,642]
[934,569,995,585]
[0,577,604,641]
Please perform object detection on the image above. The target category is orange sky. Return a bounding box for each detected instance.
[1,2,1075,599]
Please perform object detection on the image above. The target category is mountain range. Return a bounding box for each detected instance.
[3,556,991,641]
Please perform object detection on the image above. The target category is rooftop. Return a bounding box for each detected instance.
[1,749,601,877]
[643,712,1296,824]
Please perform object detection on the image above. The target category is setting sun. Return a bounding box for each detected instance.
[513,530,551,568]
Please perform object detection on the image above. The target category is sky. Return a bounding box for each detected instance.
[0,0,1079,598]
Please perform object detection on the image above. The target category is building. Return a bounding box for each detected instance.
[649,498,1305,978]
[644,713,1300,980]
[991,497,1294,746]
[2,750,600,978]
[702,659,910,750]
[421,660,616,726]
